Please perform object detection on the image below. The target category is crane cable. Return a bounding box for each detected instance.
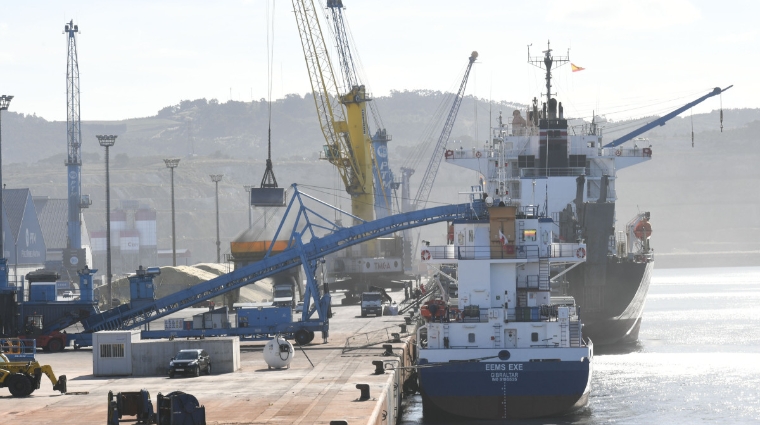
[720,91,724,132]
[691,108,694,148]
[261,0,278,189]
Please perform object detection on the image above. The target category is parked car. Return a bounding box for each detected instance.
[295,301,304,313]
[168,349,211,378]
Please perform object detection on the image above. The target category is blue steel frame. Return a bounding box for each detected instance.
[79,184,485,335]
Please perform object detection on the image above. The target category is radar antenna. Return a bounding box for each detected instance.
[528,40,570,106]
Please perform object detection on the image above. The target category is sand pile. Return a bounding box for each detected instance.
[102,265,274,306]
[192,263,230,276]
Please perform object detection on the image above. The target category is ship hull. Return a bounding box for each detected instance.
[418,359,591,420]
[568,259,654,345]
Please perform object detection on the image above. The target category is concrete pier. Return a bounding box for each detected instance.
[0,298,417,424]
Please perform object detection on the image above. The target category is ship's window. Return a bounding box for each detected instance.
[569,155,586,168]
[531,332,539,342]
[518,155,535,168]
[468,333,475,343]
[523,229,537,242]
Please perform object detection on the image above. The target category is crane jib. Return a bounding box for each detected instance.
[603,85,733,148]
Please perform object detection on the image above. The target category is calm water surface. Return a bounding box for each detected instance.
[400,267,760,424]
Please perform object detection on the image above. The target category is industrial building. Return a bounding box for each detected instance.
[90,200,159,276]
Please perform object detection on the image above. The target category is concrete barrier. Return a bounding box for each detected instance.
[130,337,240,376]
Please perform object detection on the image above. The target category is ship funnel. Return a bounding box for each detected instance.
[548,98,557,119]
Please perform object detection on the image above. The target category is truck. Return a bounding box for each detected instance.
[360,292,384,317]
[272,276,298,309]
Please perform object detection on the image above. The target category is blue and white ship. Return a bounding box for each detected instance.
[415,196,593,419]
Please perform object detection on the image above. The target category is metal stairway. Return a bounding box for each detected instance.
[569,321,581,347]
[538,258,550,291]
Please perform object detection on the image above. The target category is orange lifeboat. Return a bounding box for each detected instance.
[420,300,448,321]
[634,220,652,240]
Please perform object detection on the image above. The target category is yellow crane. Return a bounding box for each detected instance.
[292,0,374,223]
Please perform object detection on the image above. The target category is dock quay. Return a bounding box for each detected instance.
[0,297,416,425]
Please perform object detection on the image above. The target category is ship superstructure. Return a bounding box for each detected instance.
[416,190,593,419]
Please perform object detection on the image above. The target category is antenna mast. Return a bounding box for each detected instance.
[528,40,569,106]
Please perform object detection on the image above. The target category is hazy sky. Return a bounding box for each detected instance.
[0,0,750,123]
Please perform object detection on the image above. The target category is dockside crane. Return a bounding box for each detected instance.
[294,0,409,302]
[292,0,374,223]
[63,20,91,279]
[403,51,478,214]
[400,52,477,266]
[324,0,394,220]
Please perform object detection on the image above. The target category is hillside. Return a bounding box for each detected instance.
[2,92,758,269]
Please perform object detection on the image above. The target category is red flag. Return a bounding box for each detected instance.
[571,63,585,72]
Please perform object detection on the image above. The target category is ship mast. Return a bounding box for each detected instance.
[528,40,569,110]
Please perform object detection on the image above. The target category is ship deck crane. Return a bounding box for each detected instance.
[603,85,733,148]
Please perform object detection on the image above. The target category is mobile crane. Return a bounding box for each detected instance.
[293,0,405,303]
[293,0,374,222]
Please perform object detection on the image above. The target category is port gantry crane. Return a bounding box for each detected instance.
[63,20,91,279]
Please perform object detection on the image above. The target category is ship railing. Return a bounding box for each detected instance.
[423,243,584,262]
[517,275,550,291]
[550,243,587,259]
[422,245,546,261]
[601,146,653,158]
[520,167,586,178]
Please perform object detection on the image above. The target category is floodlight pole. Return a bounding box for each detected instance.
[97,135,117,306]
[164,159,180,266]
[0,95,13,290]
[211,175,223,263]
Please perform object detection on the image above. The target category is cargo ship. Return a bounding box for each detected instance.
[441,42,659,346]
[415,194,593,419]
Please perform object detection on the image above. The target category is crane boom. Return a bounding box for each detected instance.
[292,0,374,222]
[326,0,359,91]
[412,51,478,211]
[603,85,733,148]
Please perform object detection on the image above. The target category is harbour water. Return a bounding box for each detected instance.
[400,266,760,424]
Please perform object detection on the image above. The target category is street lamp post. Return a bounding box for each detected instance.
[243,185,253,228]
[97,135,117,306]
[210,175,223,263]
[0,95,13,289]
[164,159,180,266]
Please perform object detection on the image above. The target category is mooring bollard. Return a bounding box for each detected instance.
[356,384,370,400]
